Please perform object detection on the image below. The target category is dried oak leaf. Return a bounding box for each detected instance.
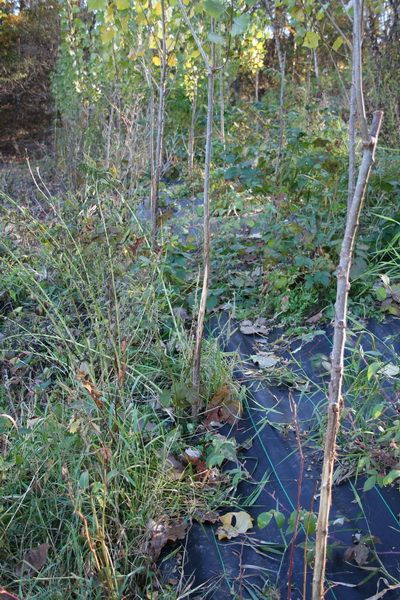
[217,511,253,541]
[203,384,242,428]
[145,518,188,561]
[344,542,370,566]
[17,543,50,577]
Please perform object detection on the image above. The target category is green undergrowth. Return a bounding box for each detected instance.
[0,189,241,598]
[141,103,400,330]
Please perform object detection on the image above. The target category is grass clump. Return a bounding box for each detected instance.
[0,188,238,598]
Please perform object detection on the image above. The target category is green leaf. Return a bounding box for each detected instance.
[332,36,344,52]
[88,0,107,10]
[367,361,381,381]
[383,469,400,486]
[371,403,385,419]
[231,14,251,36]
[79,470,90,490]
[274,510,285,529]
[257,511,273,529]
[375,286,387,301]
[363,475,377,492]
[303,31,320,49]
[100,25,116,43]
[207,32,226,45]
[116,0,130,8]
[203,0,225,19]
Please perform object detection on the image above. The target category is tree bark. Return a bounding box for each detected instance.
[312,111,382,600]
[311,7,383,600]
[347,61,357,208]
[192,30,216,415]
[150,0,167,249]
[219,52,225,149]
[188,79,197,175]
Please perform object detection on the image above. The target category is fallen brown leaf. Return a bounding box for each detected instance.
[192,509,220,524]
[165,454,186,481]
[145,518,188,561]
[306,310,324,324]
[344,542,370,566]
[203,384,242,428]
[17,543,50,577]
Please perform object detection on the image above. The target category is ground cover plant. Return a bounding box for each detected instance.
[0,0,400,599]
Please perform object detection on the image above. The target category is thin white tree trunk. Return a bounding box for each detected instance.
[192,32,216,414]
[255,69,259,102]
[348,62,357,208]
[188,79,197,174]
[264,0,286,179]
[312,3,383,597]
[177,0,216,415]
[219,57,225,149]
[105,103,114,170]
[313,48,320,80]
[151,0,167,248]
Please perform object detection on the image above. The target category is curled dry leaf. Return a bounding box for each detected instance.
[76,364,104,409]
[145,518,188,561]
[17,542,50,577]
[192,509,220,524]
[344,542,370,566]
[182,447,202,465]
[165,454,186,481]
[194,461,226,486]
[203,384,242,428]
[250,352,280,369]
[306,310,324,324]
[217,511,253,541]
[240,318,269,336]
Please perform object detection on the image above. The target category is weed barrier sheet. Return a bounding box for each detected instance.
[180,315,400,599]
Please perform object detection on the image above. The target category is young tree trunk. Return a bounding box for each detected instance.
[313,48,320,80]
[255,69,259,102]
[105,103,114,171]
[312,111,382,600]
[347,62,357,208]
[192,33,216,415]
[150,0,167,249]
[177,0,216,416]
[219,56,225,150]
[312,4,383,597]
[264,0,286,179]
[188,79,198,175]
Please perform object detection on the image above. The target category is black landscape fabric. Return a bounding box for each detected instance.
[181,315,400,599]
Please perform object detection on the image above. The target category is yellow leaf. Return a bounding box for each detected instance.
[152,55,161,66]
[217,511,253,540]
[166,37,174,51]
[100,25,116,43]
[120,15,129,32]
[154,1,162,15]
[167,53,177,67]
